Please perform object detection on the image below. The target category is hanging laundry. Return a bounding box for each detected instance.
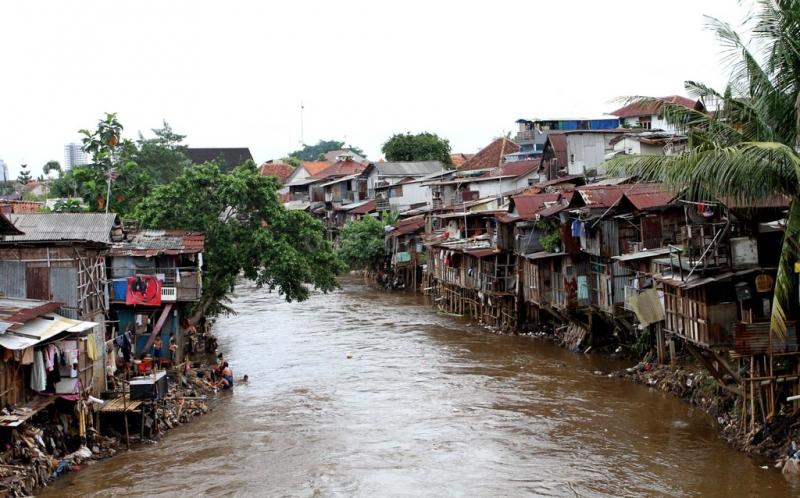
[21,347,34,365]
[31,350,46,392]
[86,335,97,361]
[571,220,582,238]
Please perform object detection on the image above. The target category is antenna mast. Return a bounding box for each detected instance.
[300,100,305,146]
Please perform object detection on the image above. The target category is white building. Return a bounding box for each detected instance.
[609,95,700,133]
[64,143,88,169]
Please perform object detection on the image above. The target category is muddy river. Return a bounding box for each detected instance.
[41,279,799,497]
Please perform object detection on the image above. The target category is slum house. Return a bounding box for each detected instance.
[609,95,702,132]
[386,170,457,212]
[384,215,426,290]
[509,191,586,328]
[286,157,368,226]
[566,185,678,329]
[106,229,205,368]
[0,213,118,395]
[0,298,99,427]
[647,195,796,432]
[426,203,519,331]
[424,160,541,211]
[369,161,445,213]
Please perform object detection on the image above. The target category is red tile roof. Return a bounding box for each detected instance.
[511,193,561,220]
[459,138,520,171]
[610,95,699,119]
[309,160,367,181]
[258,162,296,184]
[450,153,475,168]
[302,161,332,176]
[482,159,541,178]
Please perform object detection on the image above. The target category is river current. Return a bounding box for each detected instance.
[40,279,798,497]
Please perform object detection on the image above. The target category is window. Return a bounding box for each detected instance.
[390,185,403,198]
[639,116,652,129]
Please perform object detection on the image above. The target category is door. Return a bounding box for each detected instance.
[26,266,50,300]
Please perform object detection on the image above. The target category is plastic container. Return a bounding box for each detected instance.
[112,279,127,301]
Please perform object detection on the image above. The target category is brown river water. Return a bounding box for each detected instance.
[40,279,800,497]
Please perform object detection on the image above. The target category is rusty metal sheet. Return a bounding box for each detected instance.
[25,266,49,301]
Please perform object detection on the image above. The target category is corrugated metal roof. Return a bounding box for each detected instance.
[373,161,444,176]
[3,213,117,244]
[0,298,63,325]
[347,199,377,214]
[109,230,205,257]
[511,193,560,220]
[0,313,97,350]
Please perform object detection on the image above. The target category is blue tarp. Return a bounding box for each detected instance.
[590,118,620,129]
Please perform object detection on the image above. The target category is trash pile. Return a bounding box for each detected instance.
[0,424,118,497]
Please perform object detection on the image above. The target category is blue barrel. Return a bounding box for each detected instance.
[113,279,128,301]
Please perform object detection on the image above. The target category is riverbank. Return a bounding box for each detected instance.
[2,337,224,497]
[410,279,800,474]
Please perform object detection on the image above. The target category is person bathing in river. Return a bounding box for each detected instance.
[216,362,234,390]
[237,374,249,384]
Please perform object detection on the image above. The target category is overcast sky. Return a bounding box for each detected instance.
[0,0,751,177]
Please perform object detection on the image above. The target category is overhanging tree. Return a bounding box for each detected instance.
[608,1,800,337]
[134,161,343,321]
[337,216,387,272]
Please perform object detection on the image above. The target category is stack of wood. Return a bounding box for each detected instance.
[558,323,588,351]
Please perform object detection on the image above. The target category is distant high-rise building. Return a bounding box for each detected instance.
[64,142,88,169]
[0,159,9,183]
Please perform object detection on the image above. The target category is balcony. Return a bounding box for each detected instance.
[110,266,202,302]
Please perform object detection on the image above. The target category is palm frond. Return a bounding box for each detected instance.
[607,141,800,202]
[771,200,800,337]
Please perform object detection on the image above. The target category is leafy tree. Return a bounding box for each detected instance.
[134,161,343,321]
[281,156,301,168]
[608,2,800,336]
[133,121,191,184]
[53,198,84,213]
[50,116,190,214]
[289,139,365,161]
[43,160,61,177]
[382,132,452,166]
[337,216,387,272]
[17,164,32,185]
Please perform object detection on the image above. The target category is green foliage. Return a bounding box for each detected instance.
[540,231,562,253]
[289,140,364,161]
[134,161,343,318]
[53,198,84,213]
[607,2,800,337]
[43,161,61,177]
[337,216,386,271]
[281,156,301,168]
[382,132,452,166]
[380,210,399,226]
[17,164,32,185]
[50,117,191,215]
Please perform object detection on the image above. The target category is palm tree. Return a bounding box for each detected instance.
[609,0,800,336]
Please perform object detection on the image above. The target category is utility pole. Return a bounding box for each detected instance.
[300,100,305,146]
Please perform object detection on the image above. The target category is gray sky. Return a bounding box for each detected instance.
[1,0,749,177]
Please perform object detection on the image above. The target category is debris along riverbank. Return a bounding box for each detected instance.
[1,338,226,497]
